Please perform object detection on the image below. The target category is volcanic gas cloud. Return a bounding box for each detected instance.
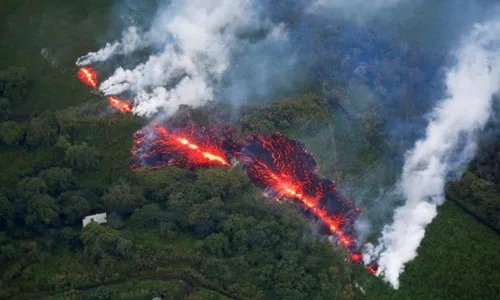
[133,125,371,269]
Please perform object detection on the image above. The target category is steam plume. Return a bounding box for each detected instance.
[364,19,500,289]
[76,27,142,66]
[77,0,288,117]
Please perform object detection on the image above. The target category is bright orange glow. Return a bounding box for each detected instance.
[108,96,133,113]
[132,124,230,169]
[255,165,349,244]
[173,136,230,166]
[132,128,375,274]
[77,67,98,89]
[237,133,363,263]
[367,265,378,275]
[351,253,362,262]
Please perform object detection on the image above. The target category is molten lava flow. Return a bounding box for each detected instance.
[131,126,374,273]
[132,123,231,169]
[77,67,98,89]
[108,96,133,113]
[237,133,361,261]
[367,265,378,275]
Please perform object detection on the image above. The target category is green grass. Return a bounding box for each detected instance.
[356,201,500,299]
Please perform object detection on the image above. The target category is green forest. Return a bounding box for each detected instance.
[1,1,499,299]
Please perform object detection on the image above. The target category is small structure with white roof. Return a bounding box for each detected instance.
[82,213,107,227]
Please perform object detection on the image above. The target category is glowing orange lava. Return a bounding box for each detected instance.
[249,161,354,248]
[108,96,133,113]
[132,127,376,274]
[77,67,98,89]
[155,125,230,166]
[367,265,378,275]
[132,124,231,169]
[237,133,362,261]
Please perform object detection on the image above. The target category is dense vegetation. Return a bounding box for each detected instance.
[1,1,499,299]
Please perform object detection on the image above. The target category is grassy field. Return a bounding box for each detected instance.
[357,201,500,299]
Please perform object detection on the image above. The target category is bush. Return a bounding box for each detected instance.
[0,66,31,105]
[26,112,59,147]
[159,221,177,239]
[25,194,60,231]
[203,233,229,256]
[0,121,25,146]
[0,98,11,120]
[59,193,91,225]
[0,194,13,228]
[65,143,100,172]
[39,167,76,196]
[81,223,133,263]
[102,184,145,217]
[131,203,166,228]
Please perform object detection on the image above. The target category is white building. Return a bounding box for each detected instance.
[82,213,107,227]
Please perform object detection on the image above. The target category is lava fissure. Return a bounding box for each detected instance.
[132,123,231,169]
[77,67,98,89]
[77,67,134,113]
[108,96,133,113]
[236,133,362,262]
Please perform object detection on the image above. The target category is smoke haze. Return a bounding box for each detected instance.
[364,19,500,288]
[78,0,291,117]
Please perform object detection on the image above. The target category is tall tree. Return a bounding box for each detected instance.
[60,193,91,225]
[0,194,13,228]
[0,98,11,120]
[26,112,60,147]
[25,194,60,232]
[102,184,145,217]
[39,167,76,196]
[0,66,31,105]
[65,143,100,172]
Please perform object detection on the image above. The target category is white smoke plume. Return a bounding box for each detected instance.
[76,27,143,66]
[76,0,288,117]
[364,19,500,289]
